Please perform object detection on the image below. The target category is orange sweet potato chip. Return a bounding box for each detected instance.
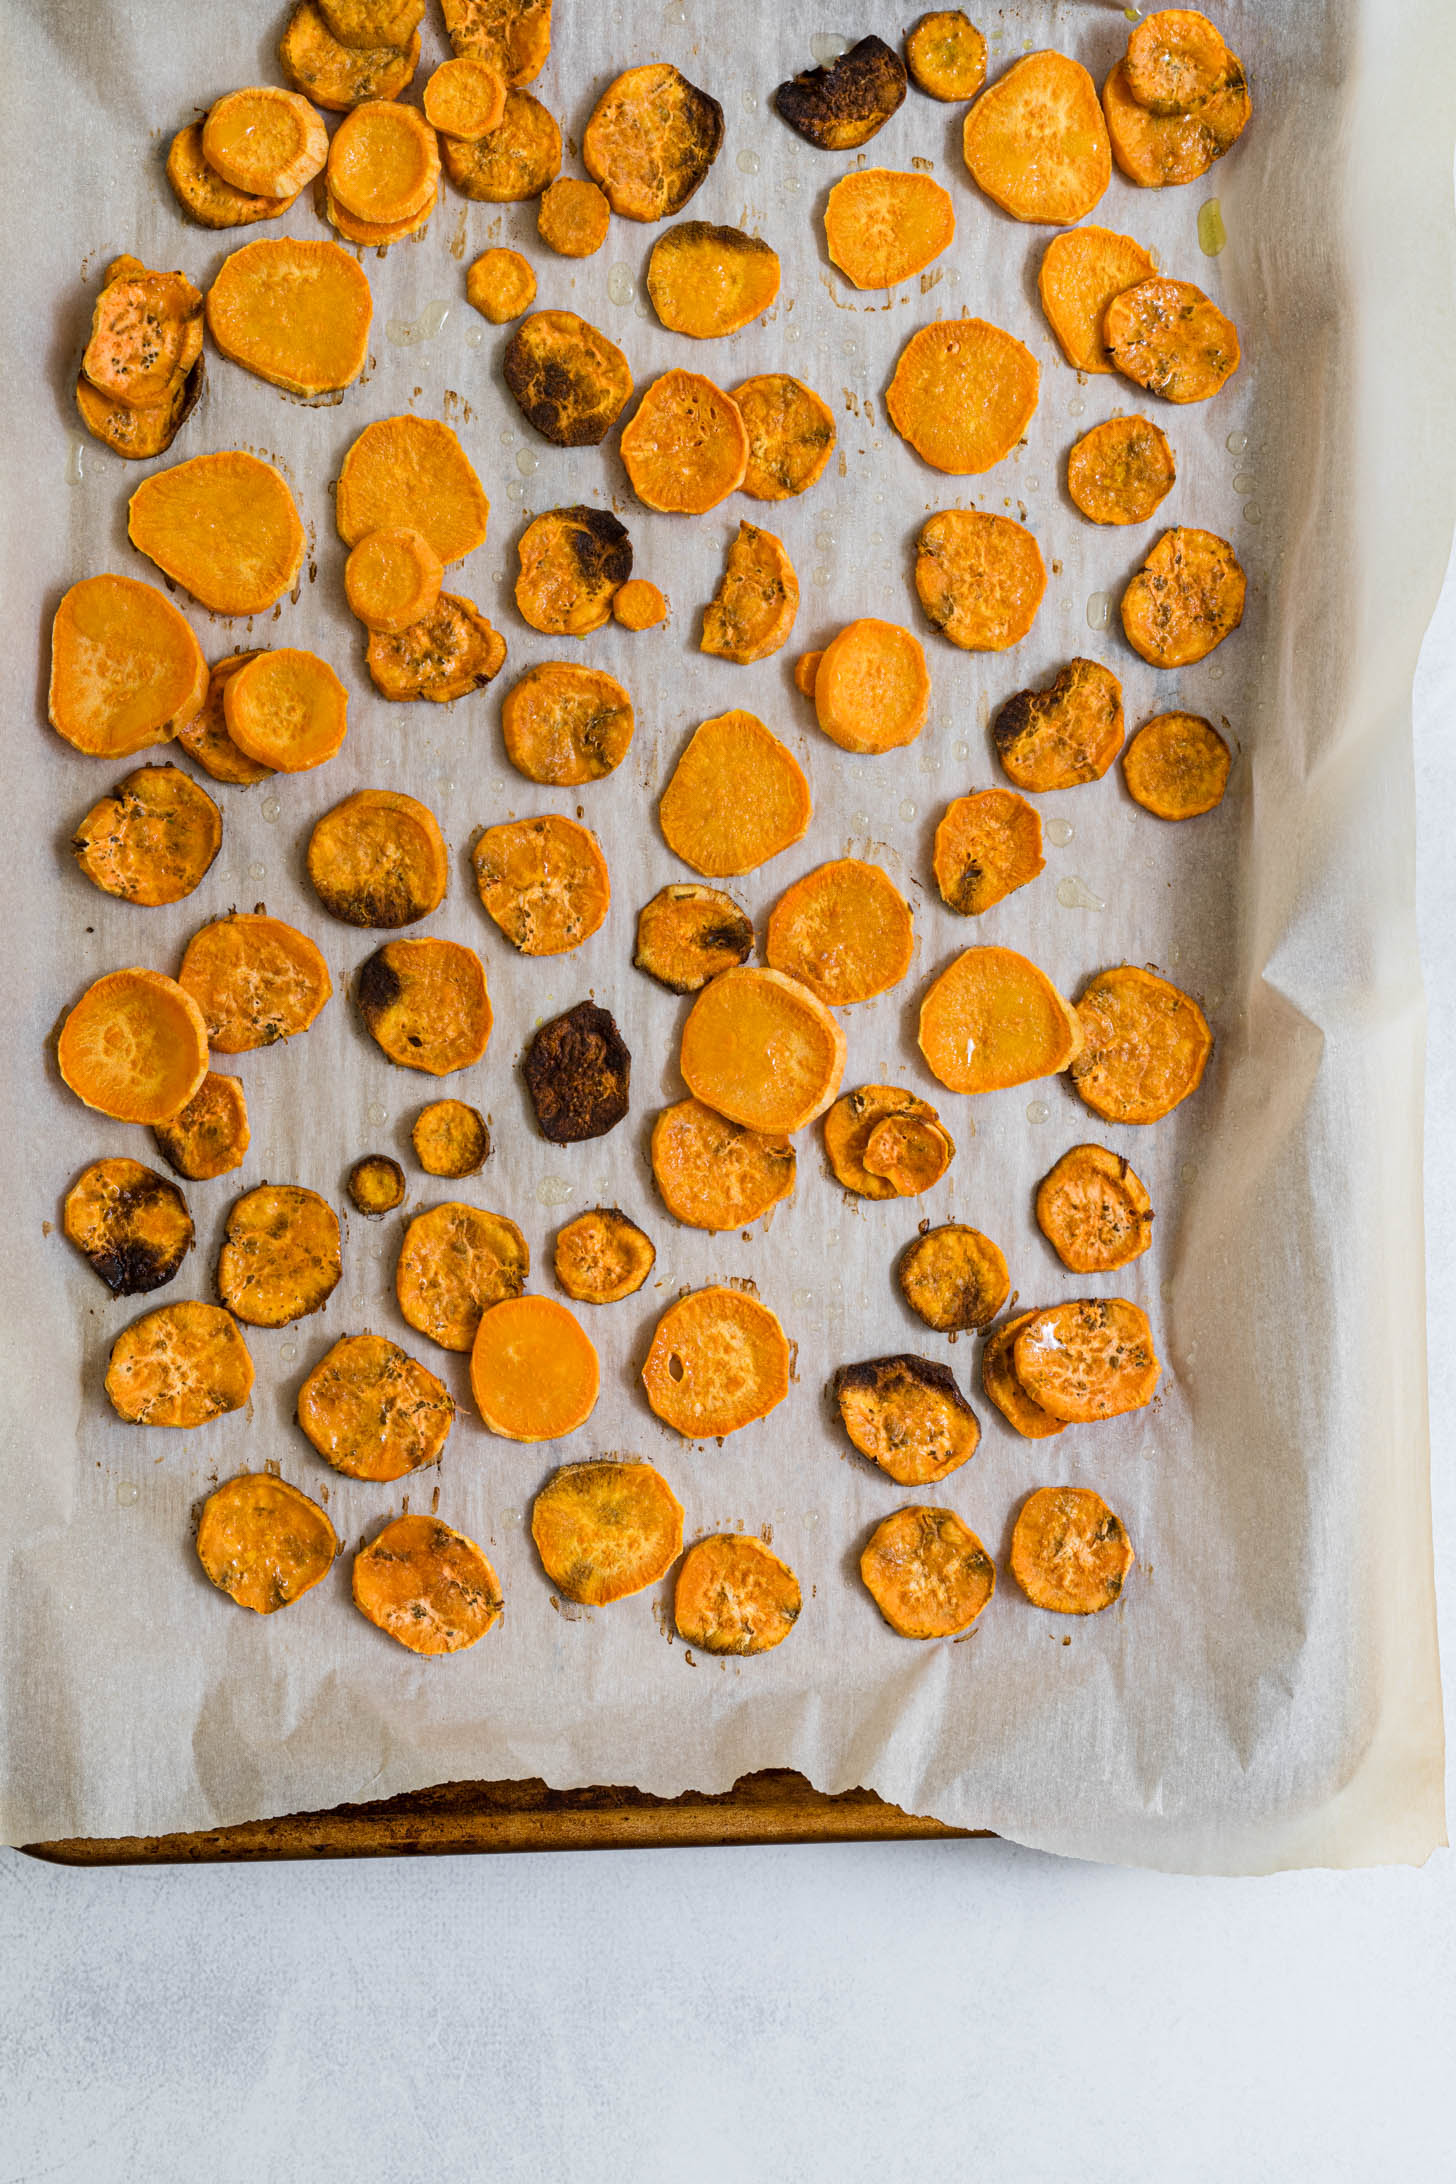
[634,884,752,991]
[206,238,373,397]
[202,86,329,198]
[835,1355,979,1487]
[336,415,488,564]
[905,12,988,102]
[537,176,611,257]
[166,122,298,229]
[1035,1143,1154,1273]
[412,1099,490,1178]
[49,574,207,760]
[197,1476,335,1612]
[325,181,437,247]
[58,969,209,1125]
[933,788,1044,916]
[176,653,273,786]
[82,268,203,411]
[899,1222,1010,1332]
[327,98,440,226]
[993,657,1125,791]
[531,1460,683,1605]
[179,913,331,1053]
[346,1155,405,1215]
[367,595,506,704]
[73,764,221,908]
[514,505,631,635]
[552,1208,655,1304]
[1105,277,1240,403]
[357,936,492,1074]
[824,169,955,290]
[396,1202,528,1352]
[651,1098,795,1232]
[962,51,1110,224]
[307,789,448,926]
[153,1070,250,1181]
[344,527,444,634]
[281,5,421,112]
[1120,526,1245,667]
[674,1536,801,1655]
[701,522,799,664]
[108,1302,253,1427]
[128,452,304,616]
[423,54,506,138]
[472,815,610,955]
[1070,964,1212,1123]
[1122,710,1231,818]
[1037,225,1157,373]
[1012,1297,1159,1423]
[353,1514,503,1653]
[217,1182,342,1328]
[470,1294,599,1442]
[648,223,781,338]
[919,944,1079,1094]
[439,89,560,199]
[1010,1485,1134,1614]
[320,0,425,51]
[915,508,1045,651]
[642,1286,791,1440]
[731,374,837,501]
[765,858,914,1006]
[583,62,723,220]
[614,578,667,630]
[503,310,633,448]
[1102,60,1250,189]
[658,711,811,876]
[620,372,748,514]
[1066,415,1177,525]
[441,0,552,85]
[860,1506,995,1639]
[501,662,633,785]
[823,1085,947,1202]
[679,967,846,1134]
[980,1309,1063,1439]
[1126,9,1242,114]
[224,648,348,772]
[814,618,930,753]
[888,319,1038,474]
[466,247,537,322]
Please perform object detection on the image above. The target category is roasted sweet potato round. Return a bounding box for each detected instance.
[731,374,836,501]
[537,176,610,257]
[962,51,1110,224]
[899,1223,1009,1333]
[933,789,1044,917]
[701,522,799,664]
[472,815,610,955]
[621,372,748,514]
[217,1183,342,1328]
[994,657,1125,791]
[980,1309,1063,1439]
[202,86,329,198]
[166,122,298,229]
[1066,415,1176,526]
[825,169,955,290]
[523,1001,630,1143]
[49,573,207,761]
[412,1099,490,1178]
[635,884,753,992]
[503,311,633,448]
[82,267,202,412]
[1010,1486,1134,1614]
[1122,711,1231,819]
[320,0,424,46]
[860,1506,995,1639]
[347,1154,406,1216]
[1012,1297,1159,1423]
[353,1514,503,1652]
[439,89,560,199]
[470,1294,599,1441]
[774,36,907,150]
[583,63,723,220]
[344,528,444,634]
[198,1474,337,1613]
[613,579,668,631]
[179,914,331,1054]
[835,1355,980,1487]
[814,618,930,753]
[223,648,348,773]
[206,238,372,398]
[307,790,448,928]
[648,223,780,339]
[680,967,846,1134]
[531,1460,684,1604]
[888,320,1039,475]
[152,1071,250,1182]
[298,1332,453,1481]
[357,937,492,1075]
[642,1286,791,1440]
[466,247,537,323]
[423,54,506,137]
[107,1301,254,1428]
[1125,9,1241,115]
[1105,277,1240,403]
[1102,59,1250,189]
[176,654,273,787]
[501,661,633,785]
[765,858,914,1007]
[1036,1143,1154,1274]
[823,1085,949,1202]
[1037,226,1156,374]
[514,505,632,635]
[441,0,552,84]
[553,1208,655,1304]
[327,97,439,226]
[63,1157,193,1296]
[863,1112,954,1197]
[905,12,988,102]
[658,712,811,877]
[396,1202,528,1351]
[1120,527,1245,667]
[1071,964,1212,1123]
[651,1099,795,1232]
[337,415,489,565]
[59,968,209,1125]
[919,946,1079,1095]
[674,1536,801,1655]
[281,4,421,111]
[367,595,506,704]
[73,765,221,907]
[915,508,1045,652]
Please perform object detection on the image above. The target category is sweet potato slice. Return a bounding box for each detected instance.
[1067,415,1176,526]
[424,55,506,138]
[153,1071,249,1181]
[1011,1486,1134,1614]
[63,1157,193,1296]
[701,522,799,664]
[466,247,537,322]
[347,1154,405,1215]
[176,654,273,786]
[621,372,748,514]
[614,579,667,631]
[774,36,906,150]
[933,788,1044,916]
[1125,9,1240,114]
[531,1460,683,1605]
[814,618,930,753]
[412,1100,490,1178]
[823,1085,944,1201]
[503,311,632,449]
[217,1183,342,1327]
[635,885,752,992]
[441,0,552,84]
[223,648,348,772]
[583,62,723,219]
[905,11,987,101]
[49,574,207,761]
[825,170,955,291]
[730,374,836,502]
[198,1474,336,1612]
[553,1208,655,1304]
[523,1001,630,1142]
[675,1536,801,1655]
[298,1333,453,1481]
[179,913,330,1053]
[651,1099,795,1231]
[73,765,221,907]
[919,945,1079,1094]
[1105,278,1239,404]
[107,1301,253,1427]
[862,1113,953,1196]
[1102,60,1249,189]
[915,509,1045,652]
[981,1310,1063,1438]
[202,87,328,198]
[472,815,610,955]
[1013,1297,1159,1422]
[344,528,444,634]
[835,1354,980,1486]
[680,966,846,1133]
[658,712,810,876]
[59,969,208,1124]
[888,319,1039,475]
[502,664,633,788]
[765,858,914,1007]
[642,1287,790,1439]
[1037,226,1157,373]
[367,595,506,703]
[166,123,297,229]
[281,5,420,110]
[206,238,372,397]
[794,651,822,697]
[306,789,448,927]
[1070,964,1212,1123]
[962,51,1110,224]
[860,1506,995,1639]
[353,1515,502,1652]
[396,1202,527,1351]
[470,1294,599,1440]
[1123,711,1231,818]
[128,453,304,618]
[319,0,424,46]
[899,1223,1009,1333]
[82,269,202,411]
[439,90,560,200]
[515,506,631,636]
[648,224,780,339]
[327,98,439,225]
[1121,526,1245,667]
[538,177,610,258]
[357,937,492,1074]
[1036,1143,1153,1274]
[994,657,1125,793]
[325,181,437,247]
[337,416,487,564]
[75,358,203,463]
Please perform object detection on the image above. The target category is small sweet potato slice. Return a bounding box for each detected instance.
[1012,1486,1134,1614]
[202,87,328,198]
[396,1202,528,1351]
[347,1155,405,1215]
[49,574,207,761]
[344,528,444,634]
[59,969,209,1125]
[412,1100,490,1178]
[503,311,632,449]
[651,1099,795,1231]
[107,1301,253,1427]
[635,885,752,992]
[1037,226,1157,374]
[166,123,297,229]
[1013,1297,1159,1422]
[862,1113,953,1196]
[888,320,1039,475]
[441,0,551,83]
[915,508,1045,652]
[532,1460,683,1604]
[367,595,506,703]
[994,658,1125,793]
[327,98,440,225]
[860,1506,995,1638]
[583,63,723,219]
[731,374,836,501]
[1120,526,1245,667]
[319,0,424,46]
[962,51,1110,224]
[63,1157,193,1296]
[905,12,987,102]
[523,1001,630,1142]
[128,452,304,618]
[515,505,631,636]
[179,913,330,1054]
[775,35,906,150]
[933,788,1044,916]
[354,1515,502,1651]
[1036,1143,1153,1274]
[1123,710,1231,818]
[153,1071,249,1181]
[614,579,667,631]
[765,858,913,1007]
[794,651,821,697]
[701,522,799,664]
[642,1286,790,1439]
[825,169,955,290]
[836,1355,979,1486]
[621,372,748,514]
[326,180,437,247]
[440,89,560,199]
[681,967,846,1134]
[658,712,811,876]
[473,815,610,955]
[198,1474,336,1612]
[538,176,610,257]
[1067,415,1176,526]
[298,1332,453,1480]
[1070,964,1212,1123]
[1125,10,1240,115]
[675,1536,801,1655]
[899,1223,1009,1333]
[281,4,420,110]
[357,937,492,1075]
[206,238,372,397]
[814,618,930,753]
[307,790,447,928]
[217,1183,342,1328]
[424,54,506,138]
[919,945,1079,1094]
[224,648,348,772]
[337,415,488,564]
[1105,278,1239,404]
[470,1294,599,1440]
[648,223,780,339]
[82,269,202,412]
[553,1208,655,1304]
[467,246,536,322]
[981,1310,1063,1438]
[176,653,273,787]
[502,662,633,785]
[75,357,203,463]
[73,765,221,907]
[823,1085,943,1201]
[1102,60,1249,189]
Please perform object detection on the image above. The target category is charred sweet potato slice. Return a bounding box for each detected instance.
[1121,526,1245,667]
[1071,964,1212,1123]
[836,1355,980,1486]
[1037,226,1157,374]
[731,374,836,501]
[823,1085,942,1202]
[367,595,506,703]
[63,1157,193,1296]
[73,765,221,907]
[659,712,811,876]
[862,1113,953,1196]
[651,1099,795,1232]
[281,4,420,110]
[396,1202,528,1351]
[320,0,424,46]
[424,54,506,138]
[1105,278,1240,404]
[176,654,273,787]
[680,967,846,1134]
[1036,1143,1153,1274]
[502,664,633,787]
[532,1460,683,1604]
[344,528,444,634]
[439,89,560,199]
[1067,415,1176,526]
[217,1183,342,1328]
[553,1208,655,1304]
[354,1514,502,1652]
[59,969,209,1125]
[82,269,202,412]
[223,648,348,772]
[107,1301,253,1427]
[442,0,551,83]
[49,574,207,761]
[307,790,447,928]
[466,247,536,322]
[327,98,439,225]
[75,357,203,464]
[166,123,297,229]
[412,1099,490,1178]
[179,914,330,1054]
[1123,710,1231,818]
[515,506,632,636]
[860,1506,995,1639]
[933,788,1044,916]
[675,1536,801,1655]
[701,522,799,664]
[198,1474,336,1612]
[648,223,781,338]
[1125,9,1240,114]
[1011,1486,1135,1614]
[470,1294,599,1440]
[357,937,492,1075]
[347,1154,405,1215]
[794,651,821,697]
[1102,60,1249,189]
[962,51,1110,223]
[537,176,610,257]
[919,945,1080,1094]
[888,320,1039,475]
[765,858,914,1007]
[915,509,1045,652]
[523,1001,630,1143]
[1013,1297,1159,1422]
[202,87,328,198]
[814,618,930,753]
[635,885,752,992]
[473,815,610,955]
[298,1333,453,1481]
[981,1310,1063,1438]
[905,11,988,101]
[206,238,372,397]
[153,1071,250,1181]
[614,579,667,630]
[128,452,304,618]
[502,311,633,449]
[642,1286,791,1439]
[621,372,748,514]
[584,63,722,219]
[337,415,488,564]
[899,1223,1010,1333]
[775,35,906,151]
[994,658,1126,793]
[825,170,955,291]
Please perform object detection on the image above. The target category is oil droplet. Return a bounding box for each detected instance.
[826,1230,841,1247]
[737,148,760,175]
[811,565,831,587]
[1068,395,1086,418]
[663,0,686,23]
[507,479,526,501]
[65,437,85,485]
[898,799,918,822]
[1025,1100,1051,1125]
[802,1507,822,1528]
[516,447,538,476]
[1125,8,1143,21]
[247,861,267,881]
[633,296,652,320]
[843,336,859,357]
[792,1288,815,1310]
[536,1175,573,1207]
[1025,475,1040,492]
[1232,469,1257,495]
[1057,876,1105,910]
[1160,1277,1175,1300]
[1197,198,1227,256]
[785,326,800,342]
[850,812,870,832]
[115,1480,139,1507]
[815,529,835,551]
[385,299,450,347]
[280,1342,298,1363]
[499,425,517,446]
[1085,590,1112,631]
[743,90,759,113]
[782,173,801,195]
[1243,502,1264,524]
[607,263,635,306]
[464,326,484,349]
[952,740,969,762]
[810,32,849,64]
[1179,1160,1199,1184]
[1208,662,1225,682]
[1046,816,1075,848]
[500,1506,523,1527]
[1226,430,1249,456]
[367,1102,389,1126]
[261,796,282,823]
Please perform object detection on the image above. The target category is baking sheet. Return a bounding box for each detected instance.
[1,0,1448,1871]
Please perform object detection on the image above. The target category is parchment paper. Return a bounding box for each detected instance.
[2,0,1449,1871]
